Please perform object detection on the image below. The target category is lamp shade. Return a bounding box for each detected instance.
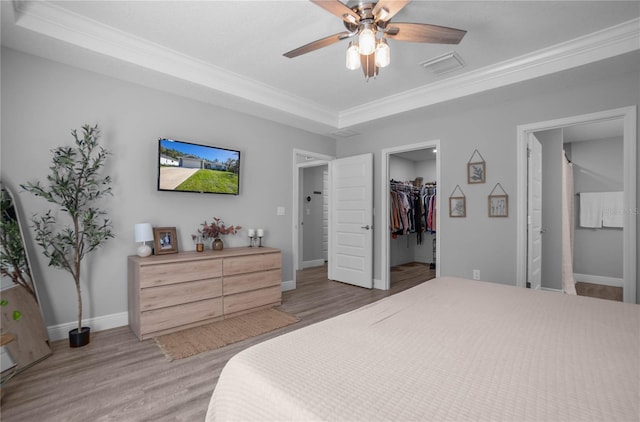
[346,41,361,70]
[134,223,154,242]
[375,38,390,68]
[358,27,376,55]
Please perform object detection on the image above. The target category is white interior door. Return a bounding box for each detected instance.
[329,153,373,288]
[323,170,329,262]
[528,133,543,290]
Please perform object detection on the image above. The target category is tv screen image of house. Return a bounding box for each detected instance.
[157,138,240,195]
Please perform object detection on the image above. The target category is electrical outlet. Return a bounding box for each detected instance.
[473,269,480,280]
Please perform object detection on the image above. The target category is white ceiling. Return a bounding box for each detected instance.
[394,148,436,162]
[2,1,639,137]
[563,119,625,143]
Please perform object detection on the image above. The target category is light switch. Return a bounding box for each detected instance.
[277,206,285,216]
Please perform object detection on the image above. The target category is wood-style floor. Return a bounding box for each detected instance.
[575,281,623,302]
[0,263,434,421]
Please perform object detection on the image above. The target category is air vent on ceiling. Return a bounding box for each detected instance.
[419,51,465,75]
[331,129,360,138]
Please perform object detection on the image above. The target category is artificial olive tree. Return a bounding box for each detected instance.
[21,124,114,339]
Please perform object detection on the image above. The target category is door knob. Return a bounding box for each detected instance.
[361,225,370,230]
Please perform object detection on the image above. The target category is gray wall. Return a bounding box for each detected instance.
[2,48,639,333]
[302,165,326,264]
[537,129,563,291]
[572,137,624,278]
[337,58,640,302]
[1,47,336,327]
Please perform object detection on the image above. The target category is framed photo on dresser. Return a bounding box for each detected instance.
[153,227,178,254]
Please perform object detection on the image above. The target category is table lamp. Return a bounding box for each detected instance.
[134,223,154,257]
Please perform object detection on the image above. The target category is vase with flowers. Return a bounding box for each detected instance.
[192,217,241,251]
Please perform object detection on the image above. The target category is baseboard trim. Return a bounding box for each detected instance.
[302,259,325,269]
[573,273,623,287]
[48,281,297,340]
[373,278,384,290]
[281,280,295,292]
[541,287,564,293]
[47,311,129,341]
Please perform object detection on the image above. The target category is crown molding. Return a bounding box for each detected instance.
[339,18,640,128]
[12,0,339,129]
[11,1,639,133]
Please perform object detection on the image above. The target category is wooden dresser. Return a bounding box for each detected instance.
[128,247,281,340]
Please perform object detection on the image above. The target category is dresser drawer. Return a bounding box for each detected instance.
[129,248,283,340]
[140,259,222,288]
[141,278,222,311]
[224,285,281,315]
[141,297,223,335]
[223,252,281,276]
[223,269,281,295]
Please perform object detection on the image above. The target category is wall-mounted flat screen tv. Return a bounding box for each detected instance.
[157,138,240,195]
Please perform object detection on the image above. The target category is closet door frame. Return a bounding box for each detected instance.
[292,149,335,291]
[515,106,636,303]
[380,140,441,290]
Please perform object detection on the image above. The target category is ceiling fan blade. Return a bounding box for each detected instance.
[360,53,379,79]
[310,0,360,24]
[283,31,353,58]
[385,22,467,44]
[372,0,410,22]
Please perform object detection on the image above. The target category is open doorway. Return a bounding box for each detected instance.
[516,107,636,303]
[380,140,441,290]
[300,164,328,270]
[294,150,374,290]
[292,149,334,291]
[565,122,625,300]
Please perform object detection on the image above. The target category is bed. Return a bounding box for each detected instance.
[206,276,640,421]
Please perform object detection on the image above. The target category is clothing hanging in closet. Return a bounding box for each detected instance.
[389,180,436,245]
[425,187,437,234]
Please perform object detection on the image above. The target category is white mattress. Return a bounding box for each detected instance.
[206,277,640,421]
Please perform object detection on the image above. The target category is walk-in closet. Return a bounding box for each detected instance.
[388,147,437,286]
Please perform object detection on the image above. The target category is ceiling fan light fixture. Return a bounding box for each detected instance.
[284,0,467,82]
[358,25,376,55]
[375,38,390,68]
[346,41,361,70]
[360,51,378,81]
[377,7,390,22]
[343,13,357,24]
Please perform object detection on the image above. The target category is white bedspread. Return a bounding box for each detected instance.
[206,277,640,421]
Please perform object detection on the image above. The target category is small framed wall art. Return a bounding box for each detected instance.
[467,149,486,184]
[153,226,179,254]
[488,183,509,217]
[449,184,467,218]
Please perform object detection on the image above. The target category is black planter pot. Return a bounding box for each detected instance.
[69,327,91,348]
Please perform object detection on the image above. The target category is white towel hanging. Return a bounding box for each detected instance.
[602,191,623,228]
[579,192,603,228]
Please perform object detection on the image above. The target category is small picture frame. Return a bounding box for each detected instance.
[488,183,509,217]
[468,161,486,184]
[489,195,509,217]
[467,149,486,184]
[153,227,178,254]
[449,197,467,217]
[449,184,467,218]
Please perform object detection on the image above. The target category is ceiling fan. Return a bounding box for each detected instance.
[283,0,467,80]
